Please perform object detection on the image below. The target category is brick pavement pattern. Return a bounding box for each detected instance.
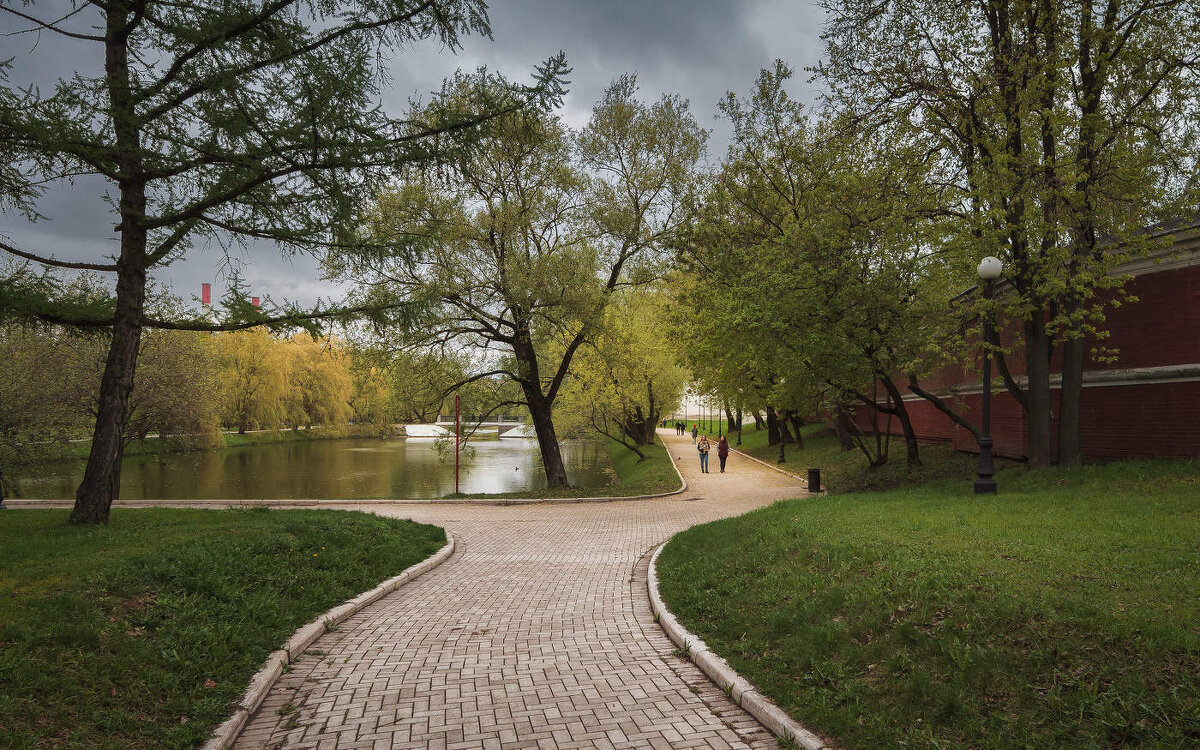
[234,430,807,749]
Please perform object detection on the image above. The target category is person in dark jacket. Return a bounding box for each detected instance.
[717,435,730,472]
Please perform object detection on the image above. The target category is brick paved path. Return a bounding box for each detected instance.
[235,430,806,749]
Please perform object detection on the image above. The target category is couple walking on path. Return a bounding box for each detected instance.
[697,433,730,473]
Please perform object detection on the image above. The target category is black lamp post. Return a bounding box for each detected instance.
[975,255,1002,494]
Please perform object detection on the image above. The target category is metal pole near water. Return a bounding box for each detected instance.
[455,393,460,495]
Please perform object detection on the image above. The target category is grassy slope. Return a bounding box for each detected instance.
[0,508,445,749]
[656,458,1200,748]
[730,422,1023,493]
[451,436,681,499]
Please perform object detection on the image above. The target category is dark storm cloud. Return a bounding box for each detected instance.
[0,1,827,307]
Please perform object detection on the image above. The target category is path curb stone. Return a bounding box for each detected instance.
[202,535,457,750]
[730,447,830,492]
[646,543,833,750]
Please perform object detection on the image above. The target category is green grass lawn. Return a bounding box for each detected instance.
[656,457,1200,749]
[0,508,445,749]
[728,421,1024,493]
[450,436,681,499]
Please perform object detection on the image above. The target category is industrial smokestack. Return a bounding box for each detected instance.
[201,283,211,305]
[251,297,260,308]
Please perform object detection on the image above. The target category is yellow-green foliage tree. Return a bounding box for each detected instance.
[0,324,96,471]
[215,328,355,433]
[114,330,222,447]
[1,324,221,475]
[349,356,394,432]
[558,290,685,458]
[283,333,354,430]
[214,328,291,434]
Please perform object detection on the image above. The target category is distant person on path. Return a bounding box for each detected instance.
[717,435,730,473]
[691,425,698,443]
[697,435,711,473]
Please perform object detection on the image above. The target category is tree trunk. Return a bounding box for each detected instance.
[879,375,920,467]
[777,414,796,444]
[765,406,781,445]
[1057,336,1084,465]
[753,411,765,430]
[512,326,568,487]
[725,406,737,432]
[785,410,804,450]
[71,7,145,525]
[525,387,568,487]
[833,405,856,451]
[1024,316,1054,468]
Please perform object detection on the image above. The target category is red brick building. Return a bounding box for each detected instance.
[859,222,1200,461]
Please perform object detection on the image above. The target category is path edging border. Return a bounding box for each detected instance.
[202,535,457,750]
[647,543,833,750]
[730,446,830,492]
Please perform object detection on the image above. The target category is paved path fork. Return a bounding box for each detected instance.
[235,430,806,749]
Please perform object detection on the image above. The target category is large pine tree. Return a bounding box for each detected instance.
[0,0,566,523]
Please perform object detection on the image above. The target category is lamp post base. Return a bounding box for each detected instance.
[975,435,997,494]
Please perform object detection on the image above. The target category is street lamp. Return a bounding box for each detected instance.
[974,256,1003,494]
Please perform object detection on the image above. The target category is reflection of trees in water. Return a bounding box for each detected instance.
[15,438,613,499]
[431,434,476,466]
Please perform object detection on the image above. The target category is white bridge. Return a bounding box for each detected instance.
[401,415,533,438]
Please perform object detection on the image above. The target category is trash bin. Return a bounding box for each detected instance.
[807,468,821,493]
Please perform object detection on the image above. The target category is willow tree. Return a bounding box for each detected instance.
[0,0,566,523]
[340,75,705,486]
[556,288,686,458]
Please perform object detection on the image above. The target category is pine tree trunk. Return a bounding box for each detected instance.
[71,8,144,525]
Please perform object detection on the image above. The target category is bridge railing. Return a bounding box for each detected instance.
[434,414,524,424]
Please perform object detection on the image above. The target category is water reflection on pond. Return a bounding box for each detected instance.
[18,438,613,500]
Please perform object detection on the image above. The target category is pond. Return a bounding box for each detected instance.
[14,438,613,500]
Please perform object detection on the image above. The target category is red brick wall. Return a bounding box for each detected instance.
[894,381,1200,460]
[851,262,1200,460]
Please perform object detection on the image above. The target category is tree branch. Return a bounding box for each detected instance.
[1,240,118,271]
[907,374,981,440]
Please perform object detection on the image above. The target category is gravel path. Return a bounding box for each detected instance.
[234,429,807,749]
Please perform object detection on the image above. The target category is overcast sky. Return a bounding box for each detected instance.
[0,1,826,309]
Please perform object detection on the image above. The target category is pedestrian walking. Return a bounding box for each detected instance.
[691,424,698,443]
[717,435,730,473]
[697,435,711,473]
